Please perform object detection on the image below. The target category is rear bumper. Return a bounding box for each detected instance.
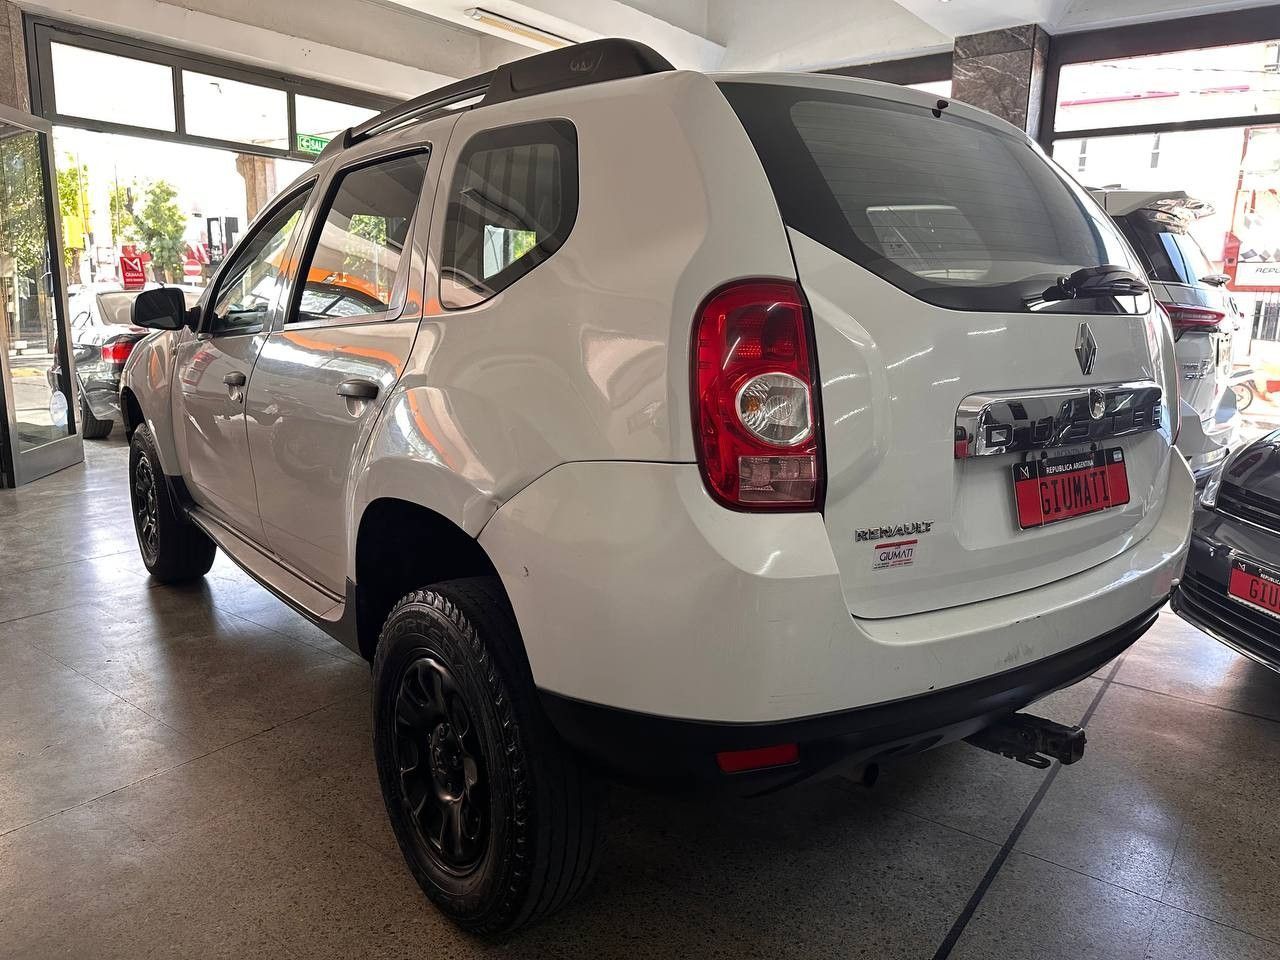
[1172,507,1280,673]
[541,601,1161,791]
[482,457,1192,724]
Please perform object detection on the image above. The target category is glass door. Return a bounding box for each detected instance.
[0,105,81,487]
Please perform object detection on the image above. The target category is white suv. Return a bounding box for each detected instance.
[120,40,1193,933]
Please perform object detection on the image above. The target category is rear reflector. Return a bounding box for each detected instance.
[715,743,799,774]
[101,340,135,364]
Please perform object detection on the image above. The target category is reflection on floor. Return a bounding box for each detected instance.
[2,435,1279,959]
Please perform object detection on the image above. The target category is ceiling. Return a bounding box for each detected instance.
[382,0,1280,73]
[24,0,1279,102]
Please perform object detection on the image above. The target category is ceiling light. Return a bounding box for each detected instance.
[464,7,572,49]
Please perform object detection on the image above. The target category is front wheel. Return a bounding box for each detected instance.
[372,578,604,935]
[129,424,215,582]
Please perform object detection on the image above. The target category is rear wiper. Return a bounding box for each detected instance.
[1040,265,1148,303]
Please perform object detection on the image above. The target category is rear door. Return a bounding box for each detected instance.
[174,185,313,540]
[245,145,436,593]
[720,79,1177,619]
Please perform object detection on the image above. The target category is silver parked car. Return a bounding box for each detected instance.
[1091,189,1245,481]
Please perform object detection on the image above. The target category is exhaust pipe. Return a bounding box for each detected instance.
[965,713,1087,769]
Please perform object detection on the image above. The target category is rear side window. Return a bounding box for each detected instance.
[290,151,430,323]
[440,120,578,309]
[719,83,1145,314]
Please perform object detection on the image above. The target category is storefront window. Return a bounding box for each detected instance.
[295,96,378,155]
[54,126,309,290]
[1052,126,1279,343]
[181,72,289,150]
[49,43,176,131]
[1056,40,1280,133]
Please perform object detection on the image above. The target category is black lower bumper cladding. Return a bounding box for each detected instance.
[540,600,1164,792]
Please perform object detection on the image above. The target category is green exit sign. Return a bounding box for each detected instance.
[296,133,330,155]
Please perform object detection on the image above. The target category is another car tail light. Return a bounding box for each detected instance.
[1164,303,1225,333]
[102,340,135,365]
[692,280,823,510]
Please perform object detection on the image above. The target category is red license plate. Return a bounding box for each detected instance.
[1011,448,1130,530]
[1228,558,1280,619]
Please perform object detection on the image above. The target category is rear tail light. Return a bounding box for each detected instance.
[101,340,135,365]
[692,280,823,510]
[1164,303,1225,333]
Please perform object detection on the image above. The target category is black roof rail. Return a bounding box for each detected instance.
[319,38,673,159]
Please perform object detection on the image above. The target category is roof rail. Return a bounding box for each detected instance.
[319,38,673,159]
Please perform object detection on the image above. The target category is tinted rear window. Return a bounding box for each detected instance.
[719,82,1146,314]
[1119,216,1214,287]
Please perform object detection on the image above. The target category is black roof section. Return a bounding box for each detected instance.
[319,38,674,159]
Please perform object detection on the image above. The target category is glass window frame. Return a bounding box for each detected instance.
[1039,8,1280,152]
[439,119,580,311]
[25,16,395,163]
[200,181,316,337]
[283,146,432,330]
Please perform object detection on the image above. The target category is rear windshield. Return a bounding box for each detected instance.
[97,291,139,325]
[1118,215,1215,287]
[719,82,1147,314]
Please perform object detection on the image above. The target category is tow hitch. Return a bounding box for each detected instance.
[965,713,1087,769]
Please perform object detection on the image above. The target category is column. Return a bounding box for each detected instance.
[0,0,28,112]
[235,153,278,222]
[951,25,1050,137]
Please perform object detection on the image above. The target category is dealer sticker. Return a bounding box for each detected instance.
[873,538,917,570]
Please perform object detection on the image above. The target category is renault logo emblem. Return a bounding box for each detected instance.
[1075,322,1098,376]
[1088,388,1106,420]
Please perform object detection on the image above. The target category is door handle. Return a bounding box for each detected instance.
[223,372,247,387]
[337,378,379,401]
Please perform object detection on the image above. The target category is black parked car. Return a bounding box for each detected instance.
[1173,430,1280,672]
[49,284,201,438]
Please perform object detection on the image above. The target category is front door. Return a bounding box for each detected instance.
[246,149,433,592]
[175,185,311,540]
[0,106,82,486]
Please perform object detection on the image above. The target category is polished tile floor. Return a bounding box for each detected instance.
[3,435,1280,960]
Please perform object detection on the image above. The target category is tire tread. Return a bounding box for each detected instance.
[374,578,602,935]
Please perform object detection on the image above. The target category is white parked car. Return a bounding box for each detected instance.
[1090,189,1246,482]
[119,40,1193,933]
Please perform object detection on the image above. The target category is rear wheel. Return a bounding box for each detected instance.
[79,391,113,439]
[129,424,215,582]
[372,578,604,935]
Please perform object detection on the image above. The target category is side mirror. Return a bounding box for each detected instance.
[132,287,190,330]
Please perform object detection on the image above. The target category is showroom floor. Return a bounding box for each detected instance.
[2,436,1279,960]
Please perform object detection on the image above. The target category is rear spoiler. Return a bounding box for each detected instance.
[1087,188,1215,220]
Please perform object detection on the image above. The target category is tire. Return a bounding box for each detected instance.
[128,424,216,582]
[372,578,604,935]
[80,392,113,440]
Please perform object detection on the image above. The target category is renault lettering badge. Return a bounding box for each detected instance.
[1075,322,1098,376]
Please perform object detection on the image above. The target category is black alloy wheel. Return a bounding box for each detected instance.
[127,424,216,582]
[372,578,604,934]
[133,448,161,565]
[393,653,487,872]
